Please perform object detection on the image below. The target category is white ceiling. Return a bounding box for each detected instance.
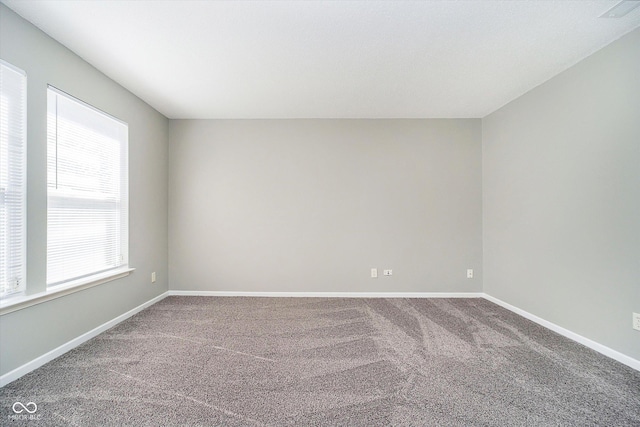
[3,1,639,119]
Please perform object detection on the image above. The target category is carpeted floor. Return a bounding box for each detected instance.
[1,296,639,426]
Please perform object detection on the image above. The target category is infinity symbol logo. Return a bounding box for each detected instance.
[12,402,38,414]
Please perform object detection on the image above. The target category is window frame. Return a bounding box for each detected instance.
[0,59,27,299]
[46,85,130,288]
[1,85,135,315]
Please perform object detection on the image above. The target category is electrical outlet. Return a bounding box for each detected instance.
[151,272,156,283]
[383,269,392,276]
[633,313,640,331]
[371,268,378,278]
[467,269,473,279]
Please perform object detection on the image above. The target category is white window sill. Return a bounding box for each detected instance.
[0,267,135,316]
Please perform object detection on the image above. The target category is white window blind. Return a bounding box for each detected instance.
[47,87,128,287]
[0,61,27,298]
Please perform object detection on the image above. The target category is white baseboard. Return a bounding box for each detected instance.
[483,294,639,372]
[168,290,484,298]
[0,292,169,387]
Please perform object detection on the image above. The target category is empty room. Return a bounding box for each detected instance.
[0,1,639,425]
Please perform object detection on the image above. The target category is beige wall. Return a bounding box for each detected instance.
[169,119,482,293]
[483,28,640,360]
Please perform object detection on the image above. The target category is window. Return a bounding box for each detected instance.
[0,61,27,298]
[47,87,128,287]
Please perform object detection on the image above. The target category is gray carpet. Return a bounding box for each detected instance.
[1,297,639,426]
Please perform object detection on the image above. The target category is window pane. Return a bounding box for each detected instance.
[47,87,128,286]
[0,61,27,298]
